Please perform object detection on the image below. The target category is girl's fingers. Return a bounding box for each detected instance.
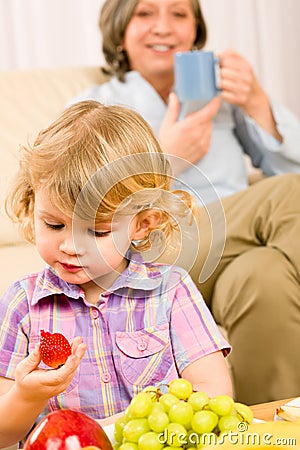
[64,342,87,371]
[16,345,41,374]
[40,343,86,389]
[74,342,87,359]
[71,336,84,353]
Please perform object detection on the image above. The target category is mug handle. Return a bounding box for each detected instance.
[214,56,222,91]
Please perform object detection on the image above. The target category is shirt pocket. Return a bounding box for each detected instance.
[116,322,175,386]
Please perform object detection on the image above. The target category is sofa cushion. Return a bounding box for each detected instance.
[0,243,44,295]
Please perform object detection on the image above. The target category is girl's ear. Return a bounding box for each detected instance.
[132,210,162,241]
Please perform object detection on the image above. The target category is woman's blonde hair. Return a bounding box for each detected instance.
[99,0,207,81]
[5,100,196,251]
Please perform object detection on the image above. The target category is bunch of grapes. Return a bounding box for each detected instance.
[113,379,253,450]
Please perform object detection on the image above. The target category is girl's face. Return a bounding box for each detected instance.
[123,0,197,81]
[34,189,140,299]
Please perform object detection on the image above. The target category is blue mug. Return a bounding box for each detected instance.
[174,50,221,118]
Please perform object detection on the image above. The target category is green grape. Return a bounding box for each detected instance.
[118,443,138,450]
[122,418,150,443]
[158,392,180,412]
[142,385,159,401]
[188,391,209,411]
[191,410,218,434]
[148,409,169,433]
[165,422,188,447]
[150,402,165,415]
[168,378,193,400]
[124,405,135,422]
[138,431,163,450]
[114,415,126,443]
[168,401,194,429]
[234,402,253,424]
[208,395,234,416]
[218,414,241,432]
[114,429,123,444]
[143,385,157,393]
[128,392,153,418]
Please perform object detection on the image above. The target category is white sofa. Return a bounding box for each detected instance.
[0,66,110,296]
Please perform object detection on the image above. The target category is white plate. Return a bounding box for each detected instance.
[274,397,300,421]
[103,424,116,445]
[253,418,266,423]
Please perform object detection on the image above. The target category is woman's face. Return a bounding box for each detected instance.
[123,0,197,81]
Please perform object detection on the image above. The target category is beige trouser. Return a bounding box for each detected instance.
[178,173,300,405]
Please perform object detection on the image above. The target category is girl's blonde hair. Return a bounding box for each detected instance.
[5,100,196,251]
[99,0,207,81]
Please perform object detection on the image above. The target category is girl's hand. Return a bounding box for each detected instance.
[159,93,221,174]
[219,48,282,140]
[14,337,87,403]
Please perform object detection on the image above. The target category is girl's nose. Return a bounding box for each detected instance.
[59,235,78,255]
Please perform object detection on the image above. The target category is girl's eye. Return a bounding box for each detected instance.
[88,229,111,238]
[45,222,64,230]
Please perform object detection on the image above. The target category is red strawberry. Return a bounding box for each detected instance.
[40,330,72,369]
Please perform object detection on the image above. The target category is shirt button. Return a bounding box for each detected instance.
[91,308,99,319]
[101,372,111,383]
[137,339,148,351]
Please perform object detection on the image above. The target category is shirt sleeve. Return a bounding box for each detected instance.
[232,101,300,176]
[168,268,231,374]
[0,281,30,379]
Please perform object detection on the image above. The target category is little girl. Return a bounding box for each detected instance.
[0,100,231,447]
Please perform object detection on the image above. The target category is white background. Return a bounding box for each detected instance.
[1,0,300,118]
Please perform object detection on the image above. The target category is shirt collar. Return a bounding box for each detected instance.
[31,253,163,305]
[31,266,83,306]
[108,251,163,293]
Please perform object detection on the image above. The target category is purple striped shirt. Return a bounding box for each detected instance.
[0,253,230,421]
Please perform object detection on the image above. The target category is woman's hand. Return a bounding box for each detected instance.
[219,48,264,112]
[219,49,282,141]
[14,336,87,403]
[159,93,221,174]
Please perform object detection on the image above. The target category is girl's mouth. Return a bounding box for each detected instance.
[60,262,82,273]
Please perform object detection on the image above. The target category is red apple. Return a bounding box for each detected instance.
[23,409,113,450]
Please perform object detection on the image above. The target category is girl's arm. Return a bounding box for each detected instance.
[0,338,86,448]
[181,350,233,398]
